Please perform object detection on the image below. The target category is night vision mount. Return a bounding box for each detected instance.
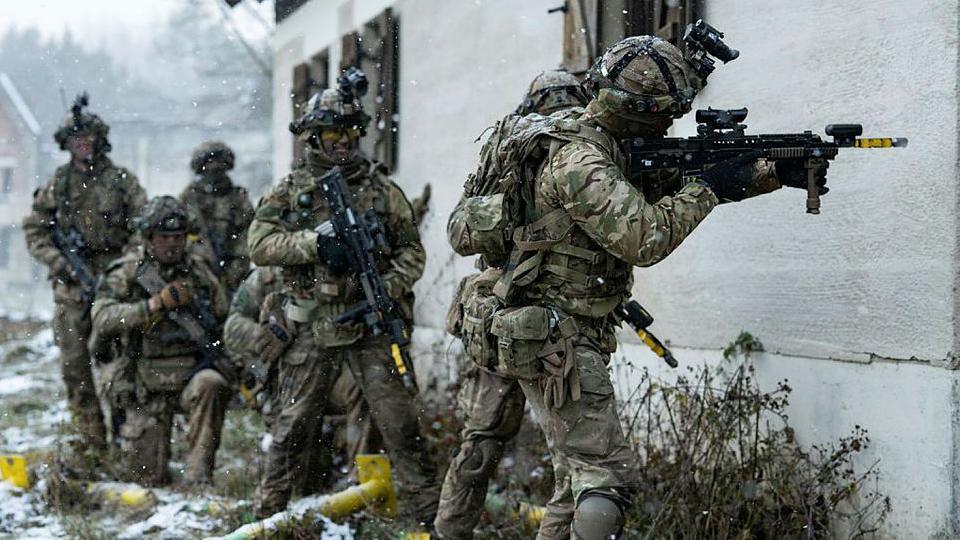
[337,67,369,101]
[683,19,739,79]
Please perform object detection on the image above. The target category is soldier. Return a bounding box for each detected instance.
[180,141,255,294]
[246,73,440,522]
[223,266,382,496]
[436,68,589,540]
[447,37,827,539]
[89,196,233,486]
[22,94,146,451]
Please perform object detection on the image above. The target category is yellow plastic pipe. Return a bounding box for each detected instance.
[209,454,398,540]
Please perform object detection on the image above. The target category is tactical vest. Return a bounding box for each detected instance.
[181,175,249,260]
[125,255,219,394]
[53,160,135,257]
[278,159,395,347]
[483,114,635,321]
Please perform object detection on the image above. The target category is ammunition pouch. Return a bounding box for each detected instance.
[311,304,364,348]
[452,269,503,371]
[490,306,578,384]
[137,355,196,393]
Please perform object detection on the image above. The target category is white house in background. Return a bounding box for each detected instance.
[268,0,959,536]
[0,73,48,316]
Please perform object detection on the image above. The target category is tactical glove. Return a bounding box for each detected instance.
[49,257,74,282]
[315,220,350,276]
[696,151,763,203]
[256,292,292,364]
[149,282,191,313]
[775,159,829,195]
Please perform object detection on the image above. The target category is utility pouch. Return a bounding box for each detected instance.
[454,269,503,370]
[137,355,195,393]
[456,193,510,263]
[491,306,554,379]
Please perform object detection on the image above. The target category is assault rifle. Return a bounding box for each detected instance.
[48,224,97,313]
[616,300,677,368]
[316,167,417,392]
[626,108,908,214]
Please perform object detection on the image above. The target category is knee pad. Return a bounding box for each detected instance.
[572,493,625,540]
[454,438,503,481]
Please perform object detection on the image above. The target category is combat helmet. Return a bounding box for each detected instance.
[190,140,235,173]
[289,67,371,138]
[53,92,111,153]
[135,196,191,235]
[517,69,589,116]
[585,36,702,118]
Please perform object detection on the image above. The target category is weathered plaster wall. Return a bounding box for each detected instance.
[636,0,958,363]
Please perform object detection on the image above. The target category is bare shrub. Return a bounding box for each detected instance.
[618,332,890,539]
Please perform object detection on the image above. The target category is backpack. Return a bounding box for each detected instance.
[449,112,563,268]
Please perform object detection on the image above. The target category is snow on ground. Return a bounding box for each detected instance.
[0,320,355,539]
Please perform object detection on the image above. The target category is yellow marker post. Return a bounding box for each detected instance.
[0,455,29,489]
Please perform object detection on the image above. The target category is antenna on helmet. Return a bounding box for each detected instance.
[71,92,89,127]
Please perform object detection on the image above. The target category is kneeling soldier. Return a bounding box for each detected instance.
[90,196,233,486]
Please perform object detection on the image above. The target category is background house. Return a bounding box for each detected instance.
[0,73,48,315]
[269,0,955,535]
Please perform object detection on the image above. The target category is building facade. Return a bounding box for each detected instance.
[270,1,958,536]
[0,73,48,316]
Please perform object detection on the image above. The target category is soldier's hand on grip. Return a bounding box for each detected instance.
[775,159,829,195]
[149,282,192,313]
[696,150,763,203]
[314,220,350,276]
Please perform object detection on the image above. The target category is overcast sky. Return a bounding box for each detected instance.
[0,0,272,77]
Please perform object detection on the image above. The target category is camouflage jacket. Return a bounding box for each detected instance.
[223,266,282,364]
[179,172,255,292]
[247,151,423,347]
[23,157,146,302]
[90,246,229,392]
[493,109,779,320]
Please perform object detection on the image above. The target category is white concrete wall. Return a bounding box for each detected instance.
[275,1,960,535]
[639,0,958,363]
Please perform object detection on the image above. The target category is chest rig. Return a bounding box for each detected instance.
[492,120,633,320]
[54,162,133,256]
[279,161,392,325]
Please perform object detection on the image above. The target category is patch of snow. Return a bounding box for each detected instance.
[0,375,42,396]
[0,481,64,539]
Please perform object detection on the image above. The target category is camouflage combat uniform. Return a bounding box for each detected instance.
[446,37,786,538]
[223,265,381,496]
[90,196,233,486]
[23,155,146,449]
[247,148,439,520]
[180,142,255,293]
[437,69,588,540]
[90,242,231,486]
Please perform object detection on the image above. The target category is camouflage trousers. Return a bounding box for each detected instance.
[254,324,439,522]
[261,366,381,499]
[118,369,232,486]
[53,298,107,450]
[435,367,575,540]
[516,335,640,531]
